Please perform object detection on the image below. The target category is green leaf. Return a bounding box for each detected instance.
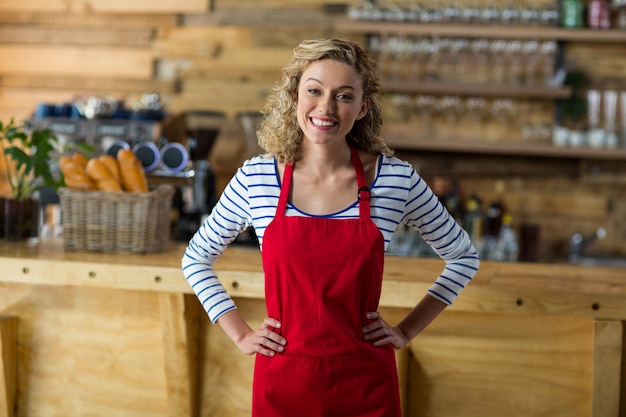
[1,118,61,200]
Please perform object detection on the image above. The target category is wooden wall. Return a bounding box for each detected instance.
[0,0,625,259]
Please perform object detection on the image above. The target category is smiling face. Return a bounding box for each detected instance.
[296,59,369,148]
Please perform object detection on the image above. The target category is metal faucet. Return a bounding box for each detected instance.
[568,227,607,263]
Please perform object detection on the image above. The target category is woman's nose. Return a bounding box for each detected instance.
[319,95,334,113]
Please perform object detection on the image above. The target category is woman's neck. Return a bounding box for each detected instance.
[298,141,352,178]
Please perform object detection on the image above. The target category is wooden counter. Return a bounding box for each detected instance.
[0,238,624,417]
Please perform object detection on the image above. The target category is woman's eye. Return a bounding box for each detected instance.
[337,93,353,101]
[307,88,320,95]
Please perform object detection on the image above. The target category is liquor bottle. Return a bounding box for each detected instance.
[561,0,584,28]
[588,0,610,29]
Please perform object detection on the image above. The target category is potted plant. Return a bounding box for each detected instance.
[0,118,63,240]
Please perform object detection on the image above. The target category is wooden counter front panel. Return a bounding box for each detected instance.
[1,282,168,417]
[0,259,623,417]
[408,311,593,417]
[200,301,598,417]
[0,280,598,417]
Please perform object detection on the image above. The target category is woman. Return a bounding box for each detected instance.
[182,38,479,416]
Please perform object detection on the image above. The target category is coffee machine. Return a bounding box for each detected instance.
[26,101,225,242]
[156,110,225,241]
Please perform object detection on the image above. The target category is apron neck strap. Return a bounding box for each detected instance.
[276,147,371,219]
[276,161,293,218]
[350,147,371,220]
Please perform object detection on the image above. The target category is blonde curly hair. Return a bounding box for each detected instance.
[256,38,393,163]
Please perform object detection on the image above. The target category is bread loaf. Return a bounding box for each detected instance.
[86,157,124,191]
[71,152,89,171]
[86,158,113,182]
[117,149,149,193]
[59,157,96,190]
[97,178,123,192]
[98,155,121,183]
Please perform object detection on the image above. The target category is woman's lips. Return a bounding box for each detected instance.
[310,117,336,127]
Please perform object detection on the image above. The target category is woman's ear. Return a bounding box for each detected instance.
[357,99,370,120]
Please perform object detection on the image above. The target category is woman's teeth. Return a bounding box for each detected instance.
[311,118,334,127]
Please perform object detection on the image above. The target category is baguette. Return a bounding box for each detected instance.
[86,158,113,182]
[71,152,89,171]
[59,155,75,174]
[97,178,123,192]
[86,157,124,192]
[60,159,96,190]
[98,155,121,183]
[117,148,149,193]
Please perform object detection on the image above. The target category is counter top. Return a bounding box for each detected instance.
[2,238,626,319]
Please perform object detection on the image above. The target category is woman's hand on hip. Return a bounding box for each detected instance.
[238,317,286,357]
[362,311,410,350]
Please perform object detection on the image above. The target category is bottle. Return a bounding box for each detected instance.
[480,200,504,260]
[463,194,484,246]
[444,181,464,222]
[588,0,610,29]
[493,214,519,262]
[561,0,584,28]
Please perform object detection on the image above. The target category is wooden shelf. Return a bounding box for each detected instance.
[384,124,626,160]
[338,19,626,42]
[382,80,572,99]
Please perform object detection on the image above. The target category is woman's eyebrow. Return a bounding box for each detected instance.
[304,78,357,91]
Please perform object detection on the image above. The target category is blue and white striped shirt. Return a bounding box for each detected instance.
[182,153,479,323]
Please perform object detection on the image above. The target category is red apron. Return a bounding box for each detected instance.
[253,147,401,417]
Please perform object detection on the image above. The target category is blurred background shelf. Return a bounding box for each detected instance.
[382,80,573,99]
[338,20,626,42]
[384,123,626,159]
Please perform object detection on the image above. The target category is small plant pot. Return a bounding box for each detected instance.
[1,197,40,241]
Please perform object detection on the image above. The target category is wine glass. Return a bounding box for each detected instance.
[469,39,490,83]
[538,41,557,85]
[436,95,464,127]
[465,96,487,140]
[521,40,539,85]
[411,37,432,82]
[490,98,517,140]
[488,40,507,84]
[415,94,437,122]
[504,40,523,84]
[391,93,413,122]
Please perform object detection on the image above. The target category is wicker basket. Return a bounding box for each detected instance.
[58,185,174,254]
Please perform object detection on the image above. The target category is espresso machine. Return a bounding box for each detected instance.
[26,100,225,242]
[156,110,225,241]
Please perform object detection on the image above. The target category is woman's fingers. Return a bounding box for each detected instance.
[262,317,282,330]
[256,318,286,356]
[363,311,408,349]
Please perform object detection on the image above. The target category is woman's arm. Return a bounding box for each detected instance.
[362,294,446,349]
[181,165,253,323]
[217,310,286,357]
[363,159,479,348]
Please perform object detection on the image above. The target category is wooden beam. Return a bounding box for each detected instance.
[0,0,208,13]
[0,25,154,47]
[81,0,209,14]
[183,7,339,28]
[592,319,623,417]
[159,293,202,417]
[0,45,153,79]
[0,316,18,417]
[0,12,179,33]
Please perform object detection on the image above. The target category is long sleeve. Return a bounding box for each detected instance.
[371,155,479,305]
[402,171,479,304]
[181,162,253,323]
